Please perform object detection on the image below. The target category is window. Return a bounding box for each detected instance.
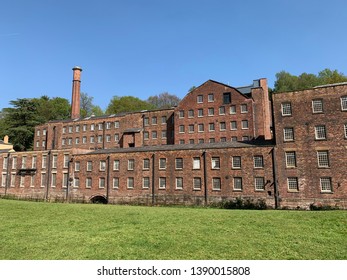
[317,151,330,167]
[179,125,185,133]
[221,137,226,142]
[127,177,134,189]
[43,129,46,136]
[36,141,39,148]
[52,155,57,168]
[162,130,167,139]
[220,122,226,131]
[312,99,323,113]
[320,177,332,192]
[179,110,184,118]
[189,139,194,144]
[284,127,294,141]
[152,131,157,139]
[208,108,214,116]
[188,110,194,118]
[159,158,166,169]
[75,137,80,144]
[98,123,103,131]
[161,116,167,124]
[51,173,56,187]
[106,135,111,142]
[74,177,80,188]
[281,102,292,116]
[212,177,221,190]
[90,136,95,143]
[63,173,68,188]
[253,155,264,168]
[223,92,231,104]
[233,177,242,191]
[86,178,92,189]
[68,138,72,145]
[87,161,93,171]
[1,174,7,187]
[100,160,106,171]
[219,106,225,115]
[209,123,215,131]
[341,96,347,111]
[90,124,95,131]
[32,156,37,169]
[113,177,119,189]
[143,131,149,140]
[143,158,150,170]
[287,177,299,191]
[11,174,16,187]
[62,139,66,146]
[42,140,46,148]
[255,177,265,191]
[144,117,149,126]
[230,105,236,114]
[97,135,102,143]
[82,136,87,144]
[176,177,183,189]
[198,124,204,132]
[128,159,134,170]
[188,124,194,133]
[179,140,185,144]
[63,127,66,134]
[345,124,347,138]
[193,157,201,169]
[68,126,73,133]
[241,120,249,129]
[159,177,166,189]
[114,121,120,128]
[241,104,248,113]
[106,122,111,129]
[198,109,203,117]
[152,117,157,125]
[143,177,150,189]
[211,157,220,169]
[75,161,80,171]
[83,124,87,132]
[242,136,249,141]
[285,151,297,168]
[175,158,183,169]
[315,125,327,140]
[198,139,204,144]
[197,95,203,103]
[20,175,25,187]
[209,138,215,143]
[12,157,17,169]
[230,121,237,130]
[114,133,119,142]
[99,177,105,188]
[21,156,26,168]
[193,177,201,190]
[208,93,214,102]
[37,130,40,137]
[232,156,241,169]
[63,155,69,168]
[231,136,237,142]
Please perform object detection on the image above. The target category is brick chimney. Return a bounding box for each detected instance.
[71,66,82,119]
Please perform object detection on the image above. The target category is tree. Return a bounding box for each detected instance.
[273,68,347,92]
[147,92,181,109]
[105,96,156,114]
[33,96,70,122]
[1,99,41,151]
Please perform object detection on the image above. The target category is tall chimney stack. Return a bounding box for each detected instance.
[71,66,82,119]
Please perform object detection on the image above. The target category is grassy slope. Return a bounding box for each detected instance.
[0,199,346,260]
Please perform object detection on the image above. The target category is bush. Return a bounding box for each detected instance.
[211,197,267,210]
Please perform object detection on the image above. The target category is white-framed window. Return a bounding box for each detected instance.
[344,124,347,138]
[175,158,183,169]
[143,158,150,170]
[198,138,204,144]
[312,99,323,113]
[20,175,25,187]
[315,125,326,140]
[209,138,215,143]
[179,125,185,133]
[197,95,203,103]
[51,173,56,187]
[36,141,39,148]
[212,177,221,190]
[21,156,26,169]
[142,177,150,189]
[231,136,237,142]
[255,177,265,191]
[63,126,67,134]
[219,106,225,115]
[74,177,80,188]
[128,159,134,170]
[113,177,119,189]
[188,110,194,118]
[161,116,167,124]
[320,177,332,192]
[162,130,167,139]
[208,93,214,102]
[75,137,80,144]
[159,177,166,189]
[90,136,95,143]
[209,123,215,131]
[232,156,241,169]
[152,131,157,139]
[152,116,157,125]
[37,130,40,137]
[175,177,183,189]
[52,155,57,168]
[193,157,201,169]
[188,124,194,133]
[198,124,204,132]
[67,138,72,145]
[106,122,111,129]
[87,161,93,171]
[90,124,95,131]
[63,173,68,188]
[11,157,17,169]
[189,139,194,144]
[284,127,294,141]
[241,120,249,129]
[98,123,103,131]
[114,133,119,142]
[62,139,66,146]
[193,177,201,190]
[143,117,149,126]
[74,161,80,172]
[220,137,226,142]
[159,158,166,169]
[230,105,236,114]
[287,177,299,191]
[114,121,120,128]
[317,150,330,168]
[219,122,226,131]
[82,136,87,144]
[106,135,111,143]
[230,121,237,130]
[11,173,16,187]
[97,135,102,143]
[68,126,73,133]
[254,155,264,168]
[208,108,214,116]
[241,104,248,113]
[1,173,7,187]
[86,177,92,189]
[99,160,106,171]
[179,110,184,118]
[233,177,242,191]
[41,155,47,169]
[83,124,87,132]
[281,102,292,116]
[211,157,220,169]
[198,108,203,117]
[341,96,347,111]
[99,177,105,188]
[127,177,134,189]
[143,131,149,140]
[285,151,297,168]
[31,156,37,169]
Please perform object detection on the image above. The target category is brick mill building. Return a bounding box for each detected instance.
[1,67,346,209]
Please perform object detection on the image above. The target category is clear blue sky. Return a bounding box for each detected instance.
[1,0,347,111]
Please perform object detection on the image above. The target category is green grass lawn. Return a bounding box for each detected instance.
[0,199,346,260]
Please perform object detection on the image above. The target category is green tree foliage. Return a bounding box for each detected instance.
[80,92,104,117]
[147,92,181,109]
[105,96,156,114]
[274,68,347,92]
[33,96,70,122]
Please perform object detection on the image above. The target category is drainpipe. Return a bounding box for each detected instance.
[202,150,208,205]
[52,126,56,149]
[5,152,11,196]
[45,150,52,201]
[151,153,155,205]
[66,156,73,202]
[106,155,110,203]
[271,147,280,209]
[102,121,106,150]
